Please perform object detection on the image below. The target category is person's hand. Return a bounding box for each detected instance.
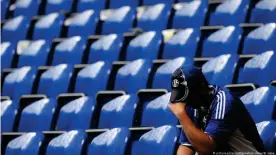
[168,102,187,119]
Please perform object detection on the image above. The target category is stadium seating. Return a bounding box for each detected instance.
[18,40,51,67]
[13,0,40,18]
[250,0,276,24]
[1,42,15,68]
[242,23,276,54]
[46,130,86,155]
[88,128,130,155]
[202,26,241,57]
[2,66,37,99]
[172,1,207,29]
[45,0,74,14]
[209,0,249,26]
[33,13,64,41]
[77,0,106,12]
[88,34,123,63]
[74,61,111,95]
[202,54,238,86]
[2,15,29,43]
[152,57,193,90]
[5,132,44,155]
[1,99,17,132]
[132,125,179,155]
[115,59,151,93]
[56,96,95,130]
[238,51,276,86]
[66,10,99,38]
[256,120,276,152]
[126,31,162,61]
[1,0,8,20]
[18,98,56,132]
[102,6,135,34]
[163,28,200,59]
[98,95,138,128]
[37,64,73,97]
[110,0,139,9]
[144,0,173,6]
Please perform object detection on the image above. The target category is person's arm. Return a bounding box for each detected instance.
[177,145,194,155]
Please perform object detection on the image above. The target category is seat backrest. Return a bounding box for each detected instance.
[250,0,276,23]
[1,42,15,68]
[1,99,17,132]
[45,0,74,14]
[144,0,173,6]
[14,0,40,18]
[110,0,139,9]
[77,0,106,12]
[256,120,276,152]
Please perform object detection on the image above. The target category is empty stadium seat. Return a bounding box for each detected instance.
[144,0,173,6]
[66,10,99,38]
[115,59,151,93]
[163,29,200,59]
[1,99,17,132]
[256,120,276,152]
[57,97,95,130]
[46,130,86,155]
[1,0,8,20]
[209,0,249,26]
[1,42,15,68]
[13,0,40,18]
[126,31,162,61]
[202,54,238,86]
[239,51,276,86]
[250,0,276,24]
[172,1,207,29]
[242,23,276,54]
[152,57,193,90]
[141,93,177,127]
[75,61,111,95]
[77,0,106,12]
[98,95,138,128]
[52,36,85,65]
[3,66,37,99]
[132,125,179,155]
[240,87,275,123]
[18,98,56,132]
[2,16,29,43]
[5,132,44,155]
[18,40,51,67]
[88,34,123,63]
[137,4,170,31]
[45,0,73,14]
[202,26,241,57]
[102,6,135,34]
[33,13,64,41]
[37,64,72,97]
[88,128,130,155]
[110,0,139,9]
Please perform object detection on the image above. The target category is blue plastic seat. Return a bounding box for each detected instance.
[152,57,193,90]
[239,51,276,86]
[77,0,106,12]
[141,93,177,127]
[202,54,238,86]
[46,130,86,155]
[250,0,276,24]
[18,98,55,132]
[172,1,207,29]
[115,59,151,93]
[1,0,9,20]
[66,10,99,38]
[137,3,170,31]
[18,40,51,67]
[5,132,44,155]
[110,0,139,9]
[163,29,200,59]
[75,61,111,95]
[1,42,15,69]
[88,128,130,155]
[3,66,37,99]
[132,125,179,155]
[45,0,74,14]
[242,23,276,54]
[37,64,72,97]
[256,120,276,152]
[33,13,64,41]
[1,100,17,132]
[102,6,135,34]
[2,16,29,43]
[209,0,249,26]
[57,97,95,130]
[52,36,85,65]
[98,95,138,128]
[126,31,162,61]
[13,0,40,18]
[88,34,123,63]
[202,26,241,57]
[144,0,173,6]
